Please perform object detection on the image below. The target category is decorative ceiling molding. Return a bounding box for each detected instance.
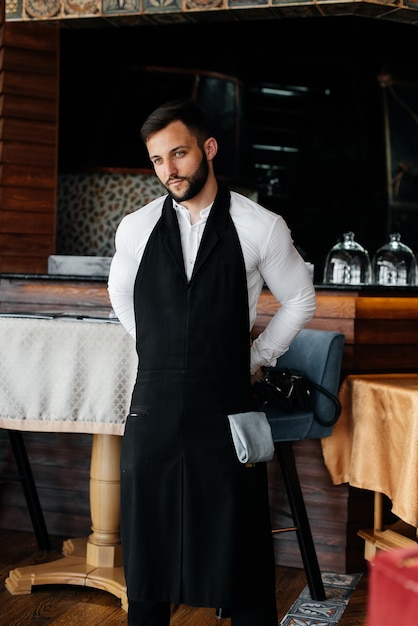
[5,0,418,26]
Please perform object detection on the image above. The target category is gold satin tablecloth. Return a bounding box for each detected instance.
[0,316,138,435]
[321,373,418,528]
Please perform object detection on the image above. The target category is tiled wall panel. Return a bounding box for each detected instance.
[5,0,418,24]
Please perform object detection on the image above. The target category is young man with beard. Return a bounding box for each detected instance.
[108,99,316,626]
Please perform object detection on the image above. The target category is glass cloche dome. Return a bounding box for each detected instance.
[372,233,416,286]
[323,232,371,285]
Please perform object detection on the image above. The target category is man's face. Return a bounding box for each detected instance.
[147,120,209,203]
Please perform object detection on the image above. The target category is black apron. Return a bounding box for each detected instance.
[120,184,276,608]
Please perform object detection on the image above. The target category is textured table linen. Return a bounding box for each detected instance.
[0,317,137,435]
[321,373,418,528]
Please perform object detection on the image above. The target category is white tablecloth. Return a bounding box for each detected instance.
[0,316,138,435]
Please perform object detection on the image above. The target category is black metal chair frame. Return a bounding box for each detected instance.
[275,440,325,599]
[3,430,51,551]
[266,328,345,601]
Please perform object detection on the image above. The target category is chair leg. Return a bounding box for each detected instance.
[274,441,326,601]
[7,430,51,551]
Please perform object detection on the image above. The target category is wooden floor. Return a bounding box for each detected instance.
[0,530,369,625]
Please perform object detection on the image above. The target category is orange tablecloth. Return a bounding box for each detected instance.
[321,373,418,528]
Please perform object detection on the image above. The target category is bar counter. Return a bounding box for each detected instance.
[255,283,418,377]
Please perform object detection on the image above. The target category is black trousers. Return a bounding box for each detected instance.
[127,601,278,626]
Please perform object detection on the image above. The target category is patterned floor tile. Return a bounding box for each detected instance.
[280,617,341,626]
[279,571,362,626]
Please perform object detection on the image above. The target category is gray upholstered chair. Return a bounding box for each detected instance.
[215,328,345,618]
[264,328,345,600]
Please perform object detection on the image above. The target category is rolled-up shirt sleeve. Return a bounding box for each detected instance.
[249,215,316,374]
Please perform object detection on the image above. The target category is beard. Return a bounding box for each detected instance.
[164,155,209,203]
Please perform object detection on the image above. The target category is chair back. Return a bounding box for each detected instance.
[264,328,345,441]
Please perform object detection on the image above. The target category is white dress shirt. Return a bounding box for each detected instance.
[108,190,316,374]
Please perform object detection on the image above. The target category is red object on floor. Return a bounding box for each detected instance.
[368,547,418,626]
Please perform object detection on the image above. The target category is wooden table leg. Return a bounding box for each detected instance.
[374,492,383,532]
[358,491,417,562]
[5,434,127,611]
[361,492,383,561]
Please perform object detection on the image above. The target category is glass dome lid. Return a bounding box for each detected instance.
[323,231,371,285]
[372,233,416,286]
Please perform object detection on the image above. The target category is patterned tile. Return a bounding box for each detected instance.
[57,172,165,256]
[228,0,268,6]
[280,572,362,626]
[24,0,61,18]
[405,0,418,9]
[299,586,346,603]
[142,0,181,13]
[103,0,141,14]
[320,572,362,588]
[271,0,317,3]
[184,0,224,10]
[5,0,23,19]
[281,617,341,626]
[63,0,100,15]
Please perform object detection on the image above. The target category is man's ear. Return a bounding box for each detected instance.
[205,137,218,161]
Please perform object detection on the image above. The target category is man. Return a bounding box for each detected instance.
[108,99,316,626]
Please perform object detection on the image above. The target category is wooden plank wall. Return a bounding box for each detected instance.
[0,20,59,273]
[0,429,93,539]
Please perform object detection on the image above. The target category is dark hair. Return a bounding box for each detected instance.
[140,99,211,148]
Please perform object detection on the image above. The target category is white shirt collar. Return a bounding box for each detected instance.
[173,200,213,224]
